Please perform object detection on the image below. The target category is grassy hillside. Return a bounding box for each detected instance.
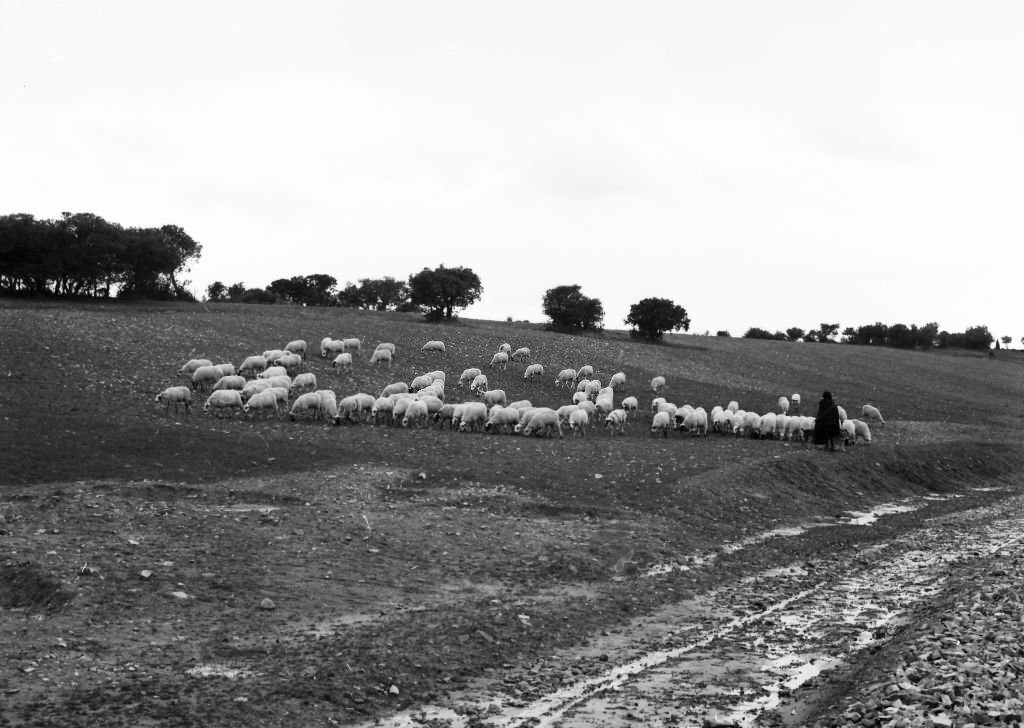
[1,298,1021,487]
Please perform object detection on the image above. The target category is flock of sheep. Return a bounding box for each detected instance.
[155,336,886,446]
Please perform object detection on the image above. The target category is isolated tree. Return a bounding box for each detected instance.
[206,281,227,301]
[542,284,604,331]
[716,330,731,337]
[408,264,482,320]
[785,327,805,342]
[625,297,690,340]
[816,322,840,343]
[1001,335,1012,347]
[962,325,994,351]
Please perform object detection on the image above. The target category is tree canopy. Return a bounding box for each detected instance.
[624,297,690,340]
[407,265,482,320]
[541,284,605,331]
[337,276,411,311]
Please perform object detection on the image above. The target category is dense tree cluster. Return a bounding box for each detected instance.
[742,320,994,351]
[541,284,605,332]
[0,212,201,300]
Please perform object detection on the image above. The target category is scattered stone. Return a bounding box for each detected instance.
[259,598,276,610]
[169,591,190,600]
[139,570,153,580]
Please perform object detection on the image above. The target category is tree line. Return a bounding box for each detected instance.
[738,321,996,351]
[0,213,201,300]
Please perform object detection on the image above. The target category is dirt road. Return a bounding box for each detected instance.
[358,487,1024,727]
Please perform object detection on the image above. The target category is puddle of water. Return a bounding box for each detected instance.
[186,664,256,679]
[838,502,919,525]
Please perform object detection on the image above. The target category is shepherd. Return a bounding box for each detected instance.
[813,391,843,452]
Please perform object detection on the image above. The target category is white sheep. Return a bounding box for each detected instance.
[555,368,577,389]
[484,405,520,434]
[321,339,346,358]
[191,365,223,392]
[155,386,192,414]
[568,408,589,436]
[380,382,409,398]
[523,363,545,380]
[489,352,509,370]
[861,404,885,426]
[840,419,856,446]
[374,342,397,360]
[433,403,459,430]
[479,389,507,408]
[556,404,579,425]
[650,410,672,437]
[576,400,597,423]
[340,338,362,356]
[575,378,591,393]
[264,375,291,391]
[609,371,626,389]
[262,349,286,365]
[177,358,213,377]
[421,340,446,354]
[243,389,281,419]
[371,397,394,426]
[410,374,435,392]
[214,362,236,377]
[459,368,482,387]
[332,353,353,370]
[576,365,595,381]
[522,409,562,438]
[203,389,243,417]
[319,336,333,356]
[425,370,446,383]
[458,402,488,433]
[511,347,531,362]
[212,375,246,392]
[775,413,790,439]
[316,389,340,424]
[620,396,639,418]
[572,391,590,405]
[290,372,317,396]
[402,399,430,428]
[416,394,445,415]
[290,391,324,421]
[604,408,628,435]
[259,366,288,380]
[759,412,778,439]
[711,408,729,434]
[267,386,290,409]
[741,411,762,438]
[470,374,489,395]
[784,415,805,441]
[498,343,512,355]
[651,375,666,393]
[241,379,273,401]
[850,418,872,445]
[277,353,303,374]
[727,400,740,413]
[285,339,308,359]
[682,408,709,437]
[595,389,615,416]
[778,396,790,415]
[369,347,393,368]
[837,405,848,424]
[585,380,602,400]
[651,396,667,413]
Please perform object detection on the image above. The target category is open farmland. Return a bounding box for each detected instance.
[2,298,1024,727]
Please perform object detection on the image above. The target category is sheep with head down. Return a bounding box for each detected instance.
[860,404,885,426]
[156,386,192,414]
[421,340,446,354]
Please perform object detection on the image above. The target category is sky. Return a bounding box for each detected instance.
[2,1,1022,341]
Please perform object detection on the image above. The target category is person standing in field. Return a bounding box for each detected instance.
[813,391,843,452]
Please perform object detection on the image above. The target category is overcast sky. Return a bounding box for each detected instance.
[3,1,1021,340]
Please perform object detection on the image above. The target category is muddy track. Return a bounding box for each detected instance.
[359,489,1024,727]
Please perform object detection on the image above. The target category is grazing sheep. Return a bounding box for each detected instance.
[264,374,291,391]
[416,394,445,415]
[243,389,281,419]
[459,368,482,387]
[605,408,628,435]
[791,393,802,415]
[577,399,597,423]
[489,352,509,370]
[332,352,353,370]
[213,375,246,392]
[508,399,533,410]
[214,362,236,377]
[484,405,520,434]
[621,396,639,418]
[319,336,334,355]
[576,365,595,381]
[651,397,667,413]
[402,399,430,428]
[458,402,488,433]
[290,372,317,396]
[784,415,805,441]
[479,389,508,408]
[682,408,709,437]
[568,408,589,436]
[421,340,446,354]
[470,374,489,395]
[711,407,728,434]
[240,379,273,401]
[433,403,460,430]
[499,342,512,355]
[370,397,394,426]
[290,391,325,421]
[650,410,672,437]
[595,388,615,416]
[727,400,740,413]
[651,375,666,393]
[759,412,778,439]
[523,363,545,380]
[275,353,302,374]
[155,386,192,414]
[778,396,790,415]
[556,404,579,425]
[340,338,361,356]
[511,347,531,362]
[775,414,790,439]
[555,368,577,389]
[266,386,290,409]
[522,409,562,438]
[740,411,762,438]
[262,349,286,365]
[575,379,591,393]
[374,342,397,360]
[315,389,340,424]
[321,339,346,358]
[203,389,243,417]
[258,366,288,380]
[572,391,590,405]
[410,374,435,392]
[284,339,307,359]
[380,382,409,398]
[178,358,213,377]
[850,418,872,444]
[585,380,602,400]
[837,405,848,424]
[839,419,856,447]
[191,365,223,392]
[369,347,393,368]
[861,404,885,426]
[609,371,626,389]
